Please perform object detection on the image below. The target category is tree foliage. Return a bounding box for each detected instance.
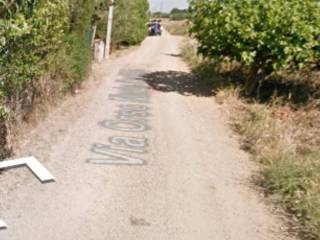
[0,0,69,113]
[189,0,320,93]
[112,0,149,46]
[170,8,189,21]
[0,0,149,118]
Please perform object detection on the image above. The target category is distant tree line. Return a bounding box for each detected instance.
[170,8,189,21]
[151,8,189,21]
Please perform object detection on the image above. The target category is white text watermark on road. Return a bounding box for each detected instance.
[87,69,150,165]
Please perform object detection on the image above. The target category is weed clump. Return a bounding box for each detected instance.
[232,102,320,239]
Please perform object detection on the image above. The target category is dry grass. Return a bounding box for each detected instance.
[181,37,320,240]
[162,19,189,36]
[230,101,320,239]
[180,39,201,68]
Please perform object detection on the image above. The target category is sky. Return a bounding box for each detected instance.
[149,0,189,13]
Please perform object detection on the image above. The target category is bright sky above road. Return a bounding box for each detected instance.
[149,0,189,13]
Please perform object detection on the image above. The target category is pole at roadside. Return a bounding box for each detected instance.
[105,0,114,59]
[91,25,97,47]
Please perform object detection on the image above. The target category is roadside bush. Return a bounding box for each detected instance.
[151,12,170,19]
[233,103,320,239]
[170,8,189,21]
[112,0,149,46]
[189,0,320,94]
[0,0,69,102]
[62,33,93,90]
[0,0,149,158]
[94,0,149,47]
[65,0,104,89]
[162,20,189,36]
[181,36,320,239]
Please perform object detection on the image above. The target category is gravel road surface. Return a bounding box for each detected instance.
[0,31,294,240]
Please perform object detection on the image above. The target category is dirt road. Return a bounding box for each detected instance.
[0,31,294,240]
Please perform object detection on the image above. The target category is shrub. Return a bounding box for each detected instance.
[0,0,149,157]
[170,8,189,21]
[189,0,320,94]
[182,22,320,239]
[112,0,149,46]
[0,0,69,100]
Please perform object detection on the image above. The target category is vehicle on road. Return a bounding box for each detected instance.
[148,19,162,36]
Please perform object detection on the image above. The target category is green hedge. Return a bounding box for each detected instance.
[111,0,149,46]
[0,0,69,98]
[0,0,149,117]
[0,0,149,156]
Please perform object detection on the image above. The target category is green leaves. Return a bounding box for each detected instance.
[0,0,69,98]
[112,0,149,46]
[189,0,320,76]
[0,105,9,120]
[0,0,150,115]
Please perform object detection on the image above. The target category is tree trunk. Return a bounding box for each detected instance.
[0,120,11,159]
[244,66,260,96]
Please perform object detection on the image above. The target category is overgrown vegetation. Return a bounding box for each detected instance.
[112,0,149,46]
[232,102,320,240]
[189,0,320,95]
[182,36,320,240]
[0,0,149,157]
[185,0,320,238]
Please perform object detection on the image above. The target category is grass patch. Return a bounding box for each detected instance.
[162,20,189,36]
[181,37,320,239]
[234,104,320,239]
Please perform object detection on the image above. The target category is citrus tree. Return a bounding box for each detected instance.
[189,0,320,93]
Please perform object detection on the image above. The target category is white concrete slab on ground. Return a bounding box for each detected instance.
[0,157,55,183]
[0,220,7,229]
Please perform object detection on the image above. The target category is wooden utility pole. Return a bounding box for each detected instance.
[91,25,97,47]
[105,0,114,59]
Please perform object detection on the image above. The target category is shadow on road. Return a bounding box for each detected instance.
[163,53,182,58]
[141,71,213,97]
